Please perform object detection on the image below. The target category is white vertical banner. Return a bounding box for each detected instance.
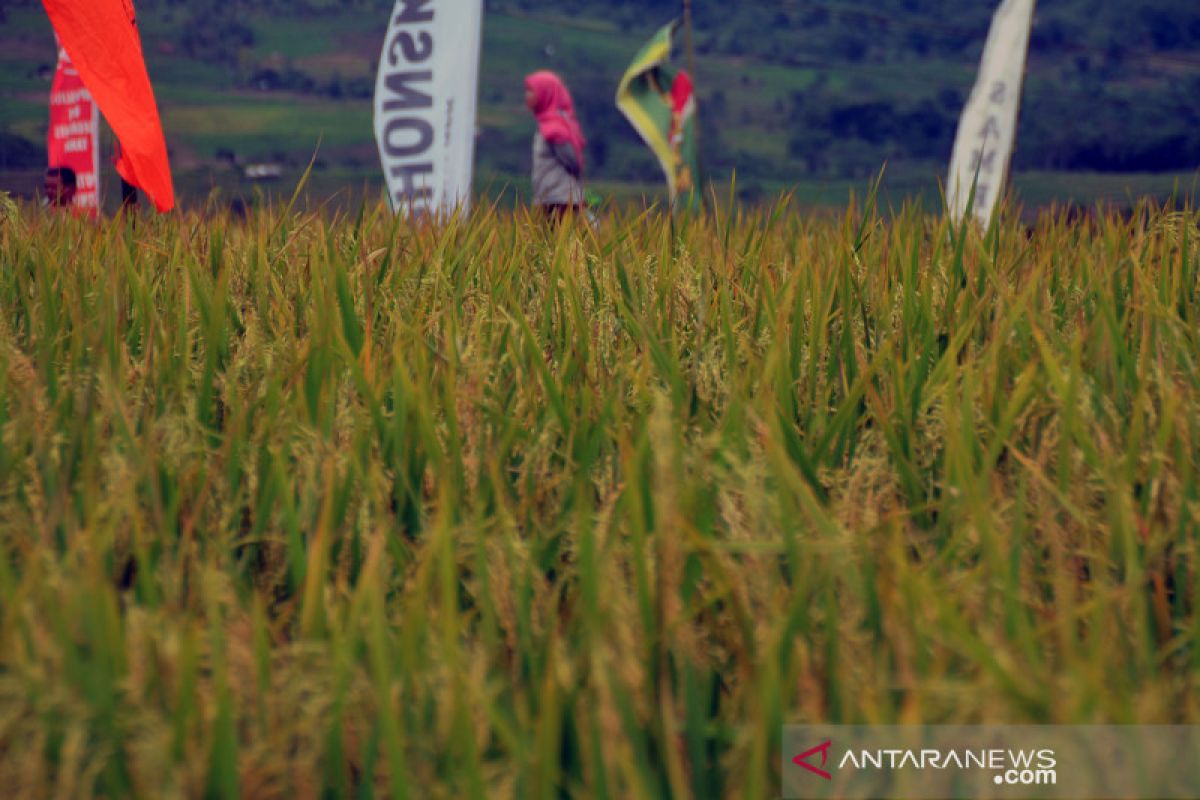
[946,0,1036,227]
[374,0,483,217]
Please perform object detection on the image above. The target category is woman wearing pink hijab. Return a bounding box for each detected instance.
[524,70,587,219]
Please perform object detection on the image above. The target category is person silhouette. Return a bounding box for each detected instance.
[43,166,77,208]
[524,70,587,220]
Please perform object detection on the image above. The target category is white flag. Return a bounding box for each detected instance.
[374,0,483,217]
[946,0,1036,226]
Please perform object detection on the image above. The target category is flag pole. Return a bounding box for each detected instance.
[682,0,706,209]
[682,0,697,83]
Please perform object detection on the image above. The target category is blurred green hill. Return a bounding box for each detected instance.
[1,0,1198,211]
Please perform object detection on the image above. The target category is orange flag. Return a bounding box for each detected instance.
[41,0,175,212]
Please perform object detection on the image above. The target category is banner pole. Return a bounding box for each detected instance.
[682,0,706,209]
[683,0,697,82]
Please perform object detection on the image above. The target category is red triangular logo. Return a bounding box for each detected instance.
[793,740,833,780]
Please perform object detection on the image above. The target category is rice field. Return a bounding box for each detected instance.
[0,190,1197,798]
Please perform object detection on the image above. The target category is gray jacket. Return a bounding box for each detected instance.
[532,132,584,206]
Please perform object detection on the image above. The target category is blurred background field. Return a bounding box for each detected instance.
[0,194,1197,796]
[1,0,1199,214]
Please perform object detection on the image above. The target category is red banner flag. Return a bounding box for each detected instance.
[47,40,101,218]
[40,0,175,212]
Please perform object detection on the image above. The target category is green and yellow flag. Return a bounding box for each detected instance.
[616,20,702,211]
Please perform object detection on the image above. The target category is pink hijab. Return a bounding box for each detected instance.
[525,70,586,169]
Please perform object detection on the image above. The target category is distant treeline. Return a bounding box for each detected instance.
[203,0,1200,175]
[33,0,1194,65]
[498,0,1200,175]
[13,0,1200,66]
[5,0,1198,184]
